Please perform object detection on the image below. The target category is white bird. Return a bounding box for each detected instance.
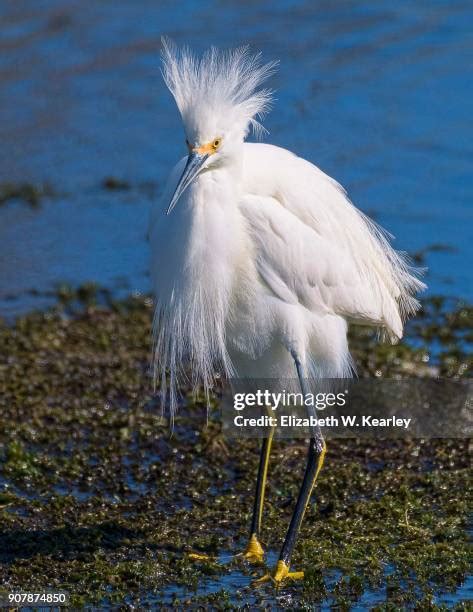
[149,40,425,585]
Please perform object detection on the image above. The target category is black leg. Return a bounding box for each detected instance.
[242,428,274,563]
[254,354,326,584]
[250,434,273,536]
[275,355,326,580]
[275,436,325,575]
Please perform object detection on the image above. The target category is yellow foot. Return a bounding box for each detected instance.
[253,560,304,586]
[238,533,265,564]
[187,552,216,562]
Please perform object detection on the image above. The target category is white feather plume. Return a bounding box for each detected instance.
[160,38,277,139]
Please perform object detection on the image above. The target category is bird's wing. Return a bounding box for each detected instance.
[239,193,395,329]
[241,144,425,339]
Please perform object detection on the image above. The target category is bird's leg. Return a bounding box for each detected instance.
[267,436,326,584]
[240,424,274,564]
[191,408,274,565]
[254,356,326,586]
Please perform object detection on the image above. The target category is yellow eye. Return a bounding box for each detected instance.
[212,138,222,150]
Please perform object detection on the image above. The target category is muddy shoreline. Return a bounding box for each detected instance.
[0,291,471,608]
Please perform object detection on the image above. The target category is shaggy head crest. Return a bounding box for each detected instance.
[160,38,277,142]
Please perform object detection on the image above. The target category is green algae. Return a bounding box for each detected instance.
[0,290,471,608]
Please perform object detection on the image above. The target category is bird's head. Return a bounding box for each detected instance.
[161,39,277,213]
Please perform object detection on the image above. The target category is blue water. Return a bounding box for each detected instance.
[148,555,473,608]
[0,0,471,318]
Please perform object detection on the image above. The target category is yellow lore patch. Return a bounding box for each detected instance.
[188,138,222,155]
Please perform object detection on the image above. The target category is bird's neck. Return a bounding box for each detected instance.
[185,160,248,290]
[195,160,243,210]
[208,148,244,185]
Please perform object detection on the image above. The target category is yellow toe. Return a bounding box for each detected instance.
[252,572,272,586]
[188,552,215,562]
[253,560,304,587]
[239,533,265,564]
[286,570,304,580]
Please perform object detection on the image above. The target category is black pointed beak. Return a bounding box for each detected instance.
[166,151,209,215]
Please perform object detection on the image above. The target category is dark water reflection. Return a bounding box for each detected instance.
[0,1,471,316]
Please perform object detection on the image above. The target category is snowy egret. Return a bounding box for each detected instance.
[149,40,425,585]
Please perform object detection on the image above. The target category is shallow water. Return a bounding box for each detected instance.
[154,558,473,608]
[126,552,473,608]
[0,1,472,318]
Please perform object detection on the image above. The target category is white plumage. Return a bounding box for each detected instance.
[150,41,425,415]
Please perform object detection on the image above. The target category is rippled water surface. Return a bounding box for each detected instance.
[0,0,471,316]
